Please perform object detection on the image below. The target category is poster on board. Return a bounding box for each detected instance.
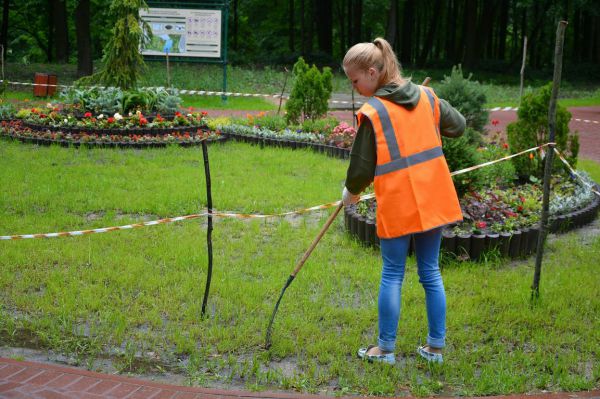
[140,8,222,58]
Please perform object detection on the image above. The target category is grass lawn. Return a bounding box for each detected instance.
[0,139,599,396]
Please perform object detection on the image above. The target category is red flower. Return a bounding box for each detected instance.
[175,111,182,117]
[476,221,487,229]
[491,119,499,126]
[517,206,524,212]
[84,112,92,118]
[201,111,208,116]
[503,143,509,149]
[107,117,115,123]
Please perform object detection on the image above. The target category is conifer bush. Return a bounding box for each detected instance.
[285,57,333,124]
[506,82,579,179]
[436,65,489,135]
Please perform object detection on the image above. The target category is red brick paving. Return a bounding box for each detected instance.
[1,357,599,399]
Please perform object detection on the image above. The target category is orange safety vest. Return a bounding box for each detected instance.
[357,86,462,238]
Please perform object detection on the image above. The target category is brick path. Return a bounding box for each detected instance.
[1,357,599,399]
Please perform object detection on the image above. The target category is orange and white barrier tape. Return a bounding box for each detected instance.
[0,214,208,240]
[0,143,576,241]
[553,147,600,197]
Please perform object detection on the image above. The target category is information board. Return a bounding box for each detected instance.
[140,8,222,58]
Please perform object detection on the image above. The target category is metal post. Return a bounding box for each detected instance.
[532,21,568,300]
[201,140,214,318]
[221,0,229,103]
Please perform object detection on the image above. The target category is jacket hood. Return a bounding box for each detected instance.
[374,80,421,109]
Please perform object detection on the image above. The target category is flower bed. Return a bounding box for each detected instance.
[344,177,600,260]
[218,123,351,159]
[19,108,208,136]
[0,120,224,148]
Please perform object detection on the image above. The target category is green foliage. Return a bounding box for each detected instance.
[442,128,482,195]
[470,132,517,189]
[436,65,489,133]
[0,102,15,119]
[507,82,579,179]
[78,0,152,89]
[59,86,181,115]
[285,57,333,124]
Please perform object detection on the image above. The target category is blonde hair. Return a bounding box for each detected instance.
[343,37,404,86]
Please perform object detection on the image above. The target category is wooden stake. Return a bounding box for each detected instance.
[532,21,568,300]
[201,140,214,317]
[519,36,527,101]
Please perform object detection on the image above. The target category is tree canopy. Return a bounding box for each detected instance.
[1,0,599,78]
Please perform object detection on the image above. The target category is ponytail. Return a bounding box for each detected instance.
[343,37,404,86]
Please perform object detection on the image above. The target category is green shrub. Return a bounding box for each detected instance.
[77,0,151,89]
[295,116,338,135]
[436,65,489,134]
[285,57,332,124]
[442,128,481,195]
[506,82,579,179]
[471,144,516,189]
[0,102,15,119]
[58,86,181,115]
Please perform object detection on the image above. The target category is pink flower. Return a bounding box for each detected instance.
[476,221,487,229]
[84,112,92,118]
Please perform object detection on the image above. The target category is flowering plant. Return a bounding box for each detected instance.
[327,122,356,148]
[20,109,209,131]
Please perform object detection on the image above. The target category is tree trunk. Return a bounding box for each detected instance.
[595,15,600,63]
[47,0,54,62]
[336,0,345,56]
[400,0,414,65]
[496,0,509,60]
[385,0,398,48]
[315,0,332,56]
[52,0,69,62]
[289,0,295,53]
[572,7,580,61]
[75,0,92,77]
[463,0,478,68]
[352,0,362,44]
[417,0,442,67]
[478,0,497,59]
[233,0,238,50]
[0,0,8,61]
[300,0,306,55]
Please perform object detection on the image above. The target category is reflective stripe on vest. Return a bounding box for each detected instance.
[367,96,443,177]
[422,87,441,139]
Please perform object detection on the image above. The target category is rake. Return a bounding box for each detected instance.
[264,202,343,349]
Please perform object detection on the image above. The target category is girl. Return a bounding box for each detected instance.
[341,38,466,365]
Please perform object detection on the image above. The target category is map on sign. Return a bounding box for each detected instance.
[140,8,222,58]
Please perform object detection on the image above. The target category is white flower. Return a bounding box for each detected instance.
[114,113,123,120]
[63,119,68,123]
[46,103,53,109]
[98,114,104,119]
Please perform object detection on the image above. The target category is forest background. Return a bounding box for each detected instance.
[0,0,599,84]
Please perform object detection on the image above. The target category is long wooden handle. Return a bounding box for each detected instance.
[291,202,344,276]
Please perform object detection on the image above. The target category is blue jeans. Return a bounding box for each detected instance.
[377,228,446,352]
